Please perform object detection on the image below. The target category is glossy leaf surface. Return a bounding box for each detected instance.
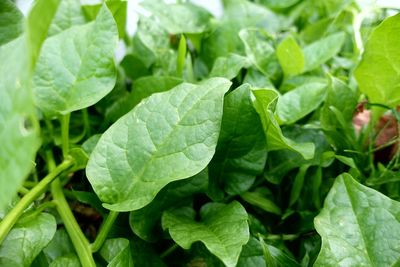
[87,78,231,211]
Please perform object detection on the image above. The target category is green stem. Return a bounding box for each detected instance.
[52,179,96,267]
[60,114,70,158]
[91,211,119,252]
[0,159,74,244]
[160,243,179,259]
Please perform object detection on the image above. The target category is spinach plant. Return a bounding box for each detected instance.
[1,0,400,266]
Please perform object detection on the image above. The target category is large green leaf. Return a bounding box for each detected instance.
[354,14,400,107]
[303,32,345,72]
[0,37,40,210]
[251,88,315,160]
[86,78,231,211]
[32,4,118,115]
[100,238,133,267]
[0,0,24,46]
[276,82,327,124]
[0,213,56,267]
[162,201,249,267]
[209,84,267,198]
[314,173,400,266]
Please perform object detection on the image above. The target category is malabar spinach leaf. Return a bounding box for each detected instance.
[162,201,249,267]
[86,78,231,211]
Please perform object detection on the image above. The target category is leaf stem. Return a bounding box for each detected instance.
[0,159,74,244]
[91,211,119,252]
[160,243,179,259]
[51,179,96,267]
[60,113,70,158]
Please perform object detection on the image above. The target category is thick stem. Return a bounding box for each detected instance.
[52,179,96,267]
[0,159,74,244]
[91,211,119,252]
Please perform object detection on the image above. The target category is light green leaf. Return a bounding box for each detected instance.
[162,201,249,267]
[0,0,24,45]
[82,0,127,38]
[257,0,300,9]
[209,84,266,198]
[32,4,118,115]
[210,54,251,80]
[314,173,400,266]
[239,28,281,82]
[277,82,327,124]
[241,191,281,215]
[177,35,187,77]
[100,238,133,267]
[303,32,345,72]
[141,1,212,34]
[251,88,315,160]
[26,0,61,68]
[354,14,400,107]
[48,0,86,37]
[0,37,40,211]
[276,35,304,76]
[86,78,231,211]
[0,213,56,267]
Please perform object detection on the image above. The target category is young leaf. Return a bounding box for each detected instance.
[0,37,40,211]
[303,32,345,72]
[354,14,400,107]
[100,238,133,267]
[162,201,249,267]
[210,54,251,80]
[276,35,304,76]
[86,78,231,211]
[314,173,400,266]
[48,0,86,37]
[276,82,327,124]
[0,213,56,266]
[0,0,24,46]
[32,4,118,115]
[251,88,315,160]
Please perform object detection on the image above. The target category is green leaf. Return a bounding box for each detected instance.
[251,88,315,160]
[303,32,345,72]
[48,0,86,37]
[354,14,400,107]
[276,35,304,76]
[257,0,300,9]
[289,165,309,206]
[26,0,61,68]
[162,201,249,267]
[129,170,208,242]
[276,82,327,124]
[0,0,24,45]
[32,4,118,115]
[0,213,56,267]
[209,84,267,198]
[86,78,231,211]
[141,1,212,34]
[0,37,40,211]
[210,54,251,80]
[239,28,281,83]
[82,0,127,38]
[241,191,281,215]
[177,35,187,77]
[100,238,133,267]
[49,255,80,267]
[43,229,76,263]
[314,173,400,266]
